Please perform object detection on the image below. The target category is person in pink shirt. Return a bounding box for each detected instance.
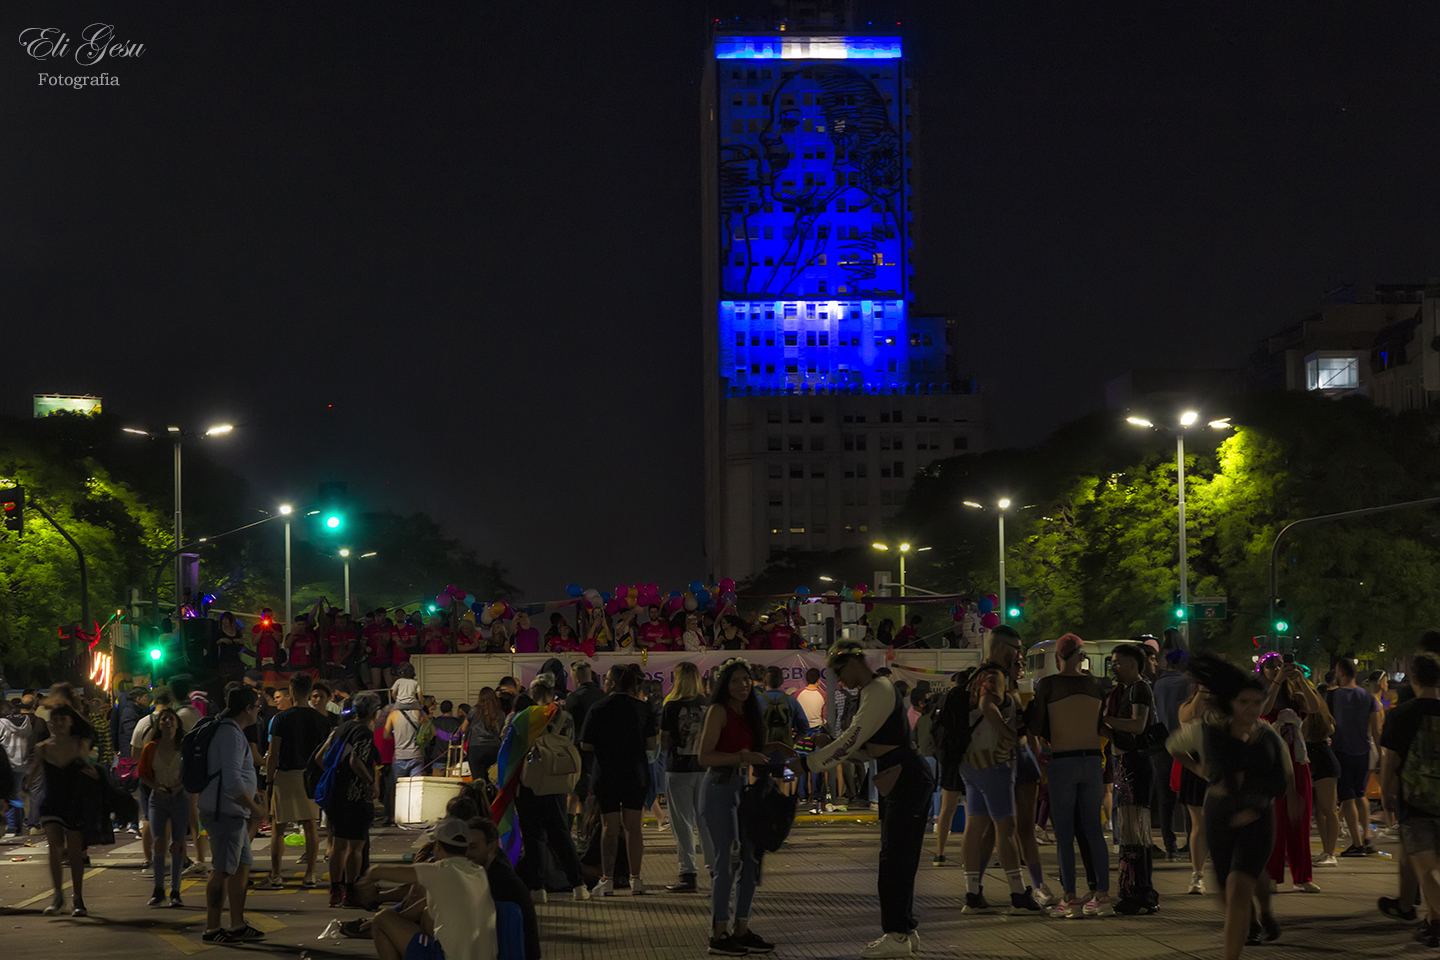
[766,609,796,650]
[364,610,394,689]
[454,620,482,654]
[511,610,541,653]
[638,604,673,651]
[254,609,283,679]
[547,616,581,654]
[392,611,420,662]
[420,612,451,655]
[285,617,320,677]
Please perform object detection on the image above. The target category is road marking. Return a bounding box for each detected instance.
[151,926,215,955]
[6,866,107,908]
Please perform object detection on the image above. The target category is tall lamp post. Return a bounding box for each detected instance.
[963,498,1012,622]
[871,541,914,593]
[1127,412,1232,642]
[279,504,293,637]
[124,422,234,620]
[338,549,378,616]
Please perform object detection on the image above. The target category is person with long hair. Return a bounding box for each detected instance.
[580,663,657,896]
[1260,657,1328,892]
[789,641,934,958]
[36,704,100,916]
[138,707,187,907]
[1028,634,1112,919]
[662,662,713,893]
[464,688,506,784]
[697,658,779,955]
[507,674,588,903]
[321,693,380,909]
[1169,656,1299,958]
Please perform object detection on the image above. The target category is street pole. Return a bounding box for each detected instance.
[1177,432,1188,644]
[998,510,1007,625]
[899,552,906,594]
[343,559,351,617]
[284,516,292,640]
[1268,495,1440,649]
[173,437,183,621]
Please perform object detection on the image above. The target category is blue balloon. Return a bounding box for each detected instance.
[689,579,705,594]
[669,590,683,599]
[471,602,484,614]
[601,591,612,602]
[566,583,584,598]
[795,585,811,596]
[977,597,994,613]
[696,590,711,606]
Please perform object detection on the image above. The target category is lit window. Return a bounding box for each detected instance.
[1306,354,1359,391]
[790,526,806,534]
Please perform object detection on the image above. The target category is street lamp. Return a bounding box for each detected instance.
[963,498,1013,623]
[124,422,235,620]
[871,541,915,593]
[1127,410,1233,640]
[336,548,378,616]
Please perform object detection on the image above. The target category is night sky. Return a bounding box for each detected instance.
[5,1,1440,599]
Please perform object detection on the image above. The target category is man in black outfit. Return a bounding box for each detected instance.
[565,661,605,826]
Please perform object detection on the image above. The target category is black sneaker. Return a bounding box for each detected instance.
[1416,920,1440,948]
[1114,898,1159,916]
[1009,889,1042,915]
[708,935,749,956]
[1340,844,1367,858]
[1245,923,1263,947]
[201,929,236,944]
[962,892,991,913]
[227,923,266,942]
[1380,896,1419,922]
[1363,840,1378,855]
[932,854,948,867]
[1260,912,1280,942]
[170,891,184,909]
[148,889,164,907]
[734,931,774,954]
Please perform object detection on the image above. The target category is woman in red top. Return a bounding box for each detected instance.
[365,612,394,689]
[697,659,788,956]
[454,620,482,654]
[390,611,419,666]
[255,613,282,681]
[766,609,796,651]
[286,619,319,677]
[547,617,580,654]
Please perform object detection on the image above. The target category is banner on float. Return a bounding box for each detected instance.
[514,650,842,694]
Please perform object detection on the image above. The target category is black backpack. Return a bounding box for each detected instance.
[181,716,232,796]
[932,682,979,762]
[739,775,797,853]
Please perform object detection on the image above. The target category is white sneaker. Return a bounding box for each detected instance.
[572,883,590,901]
[263,873,285,889]
[859,933,913,959]
[531,888,548,904]
[592,878,614,897]
[1294,881,1320,893]
[1050,898,1083,919]
[630,876,646,895]
[302,873,317,889]
[183,862,209,878]
[1033,883,1056,907]
[1187,874,1206,895]
[905,930,920,954]
[1314,855,1338,868]
[1084,894,1114,917]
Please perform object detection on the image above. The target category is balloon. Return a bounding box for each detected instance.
[666,597,685,613]
[647,583,660,596]
[683,595,698,612]
[854,584,868,594]
[446,584,458,595]
[977,597,994,614]
[480,611,494,626]
[601,591,612,602]
[436,594,450,609]
[463,610,475,624]
[981,612,1001,629]
[669,590,682,599]
[851,589,864,601]
[566,583,584,598]
[488,601,505,618]
[722,591,737,605]
[471,602,484,614]
[584,589,601,604]
[953,610,964,622]
[795,585,810,596]
[688,579,704,594]
[696,589,711,606]
[985,593,999,607]
[463,594,475,606]
[719,578,736,592]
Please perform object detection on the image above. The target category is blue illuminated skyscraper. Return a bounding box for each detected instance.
[702,3,986,582]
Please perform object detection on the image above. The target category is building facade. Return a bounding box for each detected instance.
[701,13,984,581]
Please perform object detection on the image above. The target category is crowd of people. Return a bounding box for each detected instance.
[4,624,1440,960]
[217,601,955,691]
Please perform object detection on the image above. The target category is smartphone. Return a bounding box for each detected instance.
[1282,654,1294,664]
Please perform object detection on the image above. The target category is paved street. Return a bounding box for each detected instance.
[0,819,1420,958]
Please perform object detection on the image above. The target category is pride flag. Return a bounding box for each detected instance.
[488,702,559,865]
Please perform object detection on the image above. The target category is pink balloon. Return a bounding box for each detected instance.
[436,594,450,609]
[981,612,1000,629]
[447,584,459,595]
[855,584,868,594]
[985,593,999,607]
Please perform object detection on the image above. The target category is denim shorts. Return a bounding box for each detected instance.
[1335,751,1370,803]
[960,761,1017,820]
[201,813,253,875]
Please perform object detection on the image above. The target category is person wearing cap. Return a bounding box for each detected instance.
[787,640,934,959]
[365,816,497,960]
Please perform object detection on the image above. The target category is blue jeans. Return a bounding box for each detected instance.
[667,770,712,876]
[394,756,427,780]
[149,789,190,892]
[700,769,757,927]
[6,770,24,835]
[1049,754,1110,897]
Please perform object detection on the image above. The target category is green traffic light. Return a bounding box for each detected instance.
[326,515,341,529]
[1008,607,1021,618]
[428,605,437,613]
[1275,620,1289,633]
[149,647,162,661]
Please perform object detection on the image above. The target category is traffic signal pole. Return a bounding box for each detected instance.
[1177,433,1188,645]
[1268,495,1440,650]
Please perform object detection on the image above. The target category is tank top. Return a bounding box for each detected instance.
[714,706,755,757]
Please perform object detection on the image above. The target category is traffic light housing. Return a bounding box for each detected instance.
[1273,599,1289,635]
[1004,588,1026,620]
[1173,592,1187,621]
[317,481,348,534]
[1,486,22,534]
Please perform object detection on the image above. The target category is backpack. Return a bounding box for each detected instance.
[0,715,33,769]
[180,716,233,796]
[521,731,582,796]
[738,775,797,852]
[932,686,979,762]
[311,733,352,812]
[1401,711,1440,817]
[761,693,796,750]
[416,716,437,752]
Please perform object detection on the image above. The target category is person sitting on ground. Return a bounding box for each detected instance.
[364,817,497,960]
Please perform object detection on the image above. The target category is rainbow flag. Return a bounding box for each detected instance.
[489,702,559,865]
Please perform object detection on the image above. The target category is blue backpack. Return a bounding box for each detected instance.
[311,734,351,812]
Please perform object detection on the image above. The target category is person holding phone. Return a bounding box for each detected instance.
[1260,657,1327,892]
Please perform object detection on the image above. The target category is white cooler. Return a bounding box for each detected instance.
[395,776,463,825]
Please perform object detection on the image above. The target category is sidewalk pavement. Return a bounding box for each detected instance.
[0,821,1421,958]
